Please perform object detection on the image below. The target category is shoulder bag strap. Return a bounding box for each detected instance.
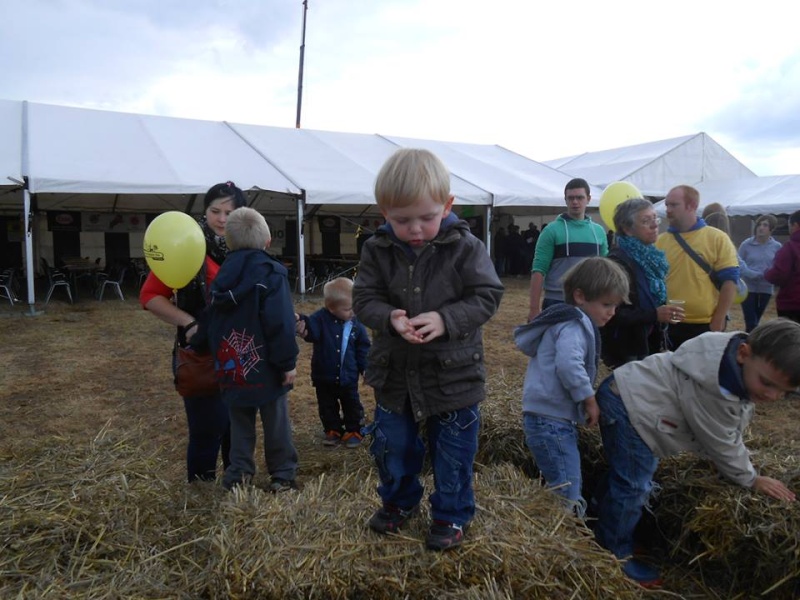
[672,231,713,276]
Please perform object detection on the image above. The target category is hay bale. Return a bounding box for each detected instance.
[1,426,652,599]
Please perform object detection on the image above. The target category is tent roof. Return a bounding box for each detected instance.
[543,133,756,196]
[25,102,301,198]
[653,175,800,217]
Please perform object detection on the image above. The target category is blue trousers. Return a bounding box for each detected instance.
[182,392,230,482]
[523,413,586,516]
[368,403,480,526]
[740,292,771,332]
[594,376,659,559]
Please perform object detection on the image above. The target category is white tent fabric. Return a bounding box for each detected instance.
[543,133,756,196]
[25,102,302,201]
[653,176,800,217]
[227,124,493,206]
[382,136,604,208]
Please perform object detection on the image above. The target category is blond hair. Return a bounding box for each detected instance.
[323,277,354,310]
[563,257,630,305]
[224,207,271,251]
[374,148,451,210]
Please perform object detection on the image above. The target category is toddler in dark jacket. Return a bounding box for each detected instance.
[297,277,370,448]
[205,207,299,492]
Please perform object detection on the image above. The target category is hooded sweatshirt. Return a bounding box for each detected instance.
[515,303,600,424]
[531,214,608,302]
[206,249,298,407]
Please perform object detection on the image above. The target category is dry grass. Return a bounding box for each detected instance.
[1,277,797,598]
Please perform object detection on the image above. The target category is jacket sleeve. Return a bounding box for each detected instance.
[531,225,555,275]
[355,321,371,374]
[605,254,658,327]
[352,242,398,333]
[553,322,594,403]
[302,311,323,344]
[438,237,504,340]
[681,394,756,487]
[260,273,299,373]
[764,244,792,286]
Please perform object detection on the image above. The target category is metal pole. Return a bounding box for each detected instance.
[295,0,308,129]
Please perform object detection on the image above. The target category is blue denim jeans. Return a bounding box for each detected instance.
[740,292,772,332]
[367,403,480,526]
[523,413,585,516]
[594,376,659,559]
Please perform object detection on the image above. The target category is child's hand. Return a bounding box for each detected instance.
[752,475,796,501]
[390,309,425,344]
[583,395,599,427]
[407,311,445,344]
[295,317,307,338]
[282,369,297,386]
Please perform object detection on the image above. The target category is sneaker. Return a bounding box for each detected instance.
[426,520,468,551]
[622,559,663,588]
[342,431,363,449]
[322,430,342,446]
[368,505,417,534]
[268,478,298,494]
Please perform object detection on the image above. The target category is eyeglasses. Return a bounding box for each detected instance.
[637,217,661,227]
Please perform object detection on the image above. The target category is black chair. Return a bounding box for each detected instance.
[44,264,73,305]
[0,268,19,306]
[97,265,128,301]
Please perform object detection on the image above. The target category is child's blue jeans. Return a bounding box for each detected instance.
[594,375,659,559]
[367,402,480,527]
[523,413,585,517]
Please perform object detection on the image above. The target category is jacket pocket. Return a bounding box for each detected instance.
[365,347,391,389]
[436,347,486,395]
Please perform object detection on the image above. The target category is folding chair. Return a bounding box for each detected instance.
[0,269,19,306]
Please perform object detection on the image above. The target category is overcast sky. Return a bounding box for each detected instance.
[2,0,799,176]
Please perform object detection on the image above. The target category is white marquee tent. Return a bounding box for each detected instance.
[653,175,800,217]
[0,99,595,304]
[544,133,757,196]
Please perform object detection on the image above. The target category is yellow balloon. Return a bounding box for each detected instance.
[143,212,206,289]
[733,279,748,305]
[599,182,644,231]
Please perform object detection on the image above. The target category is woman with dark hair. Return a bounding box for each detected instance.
[139,182,247,482]
[738,214,781,332]
[600,198,680,367]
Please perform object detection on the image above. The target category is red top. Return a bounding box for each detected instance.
[139,255,220,308]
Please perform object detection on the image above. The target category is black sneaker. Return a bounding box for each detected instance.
[368,505,417,534]
[425,520,467,551]
[268,478,298,493]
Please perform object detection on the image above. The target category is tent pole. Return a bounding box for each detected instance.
[297,193,306,296]
[23,186,41,315]
[295,0,309,129]
[485,204,493,257]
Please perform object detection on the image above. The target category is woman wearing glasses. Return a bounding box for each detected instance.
[600,198,680,368]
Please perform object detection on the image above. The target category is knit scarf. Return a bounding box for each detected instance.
[616,234,669,305]
[199,215,229,266]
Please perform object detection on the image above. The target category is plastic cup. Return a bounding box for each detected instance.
[668,299,685,323]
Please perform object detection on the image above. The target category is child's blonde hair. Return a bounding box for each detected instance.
[563,257,630,305]
[374,148,451,210]
[224,207,271,251]
[324,277,354,310]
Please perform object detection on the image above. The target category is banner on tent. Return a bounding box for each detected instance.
[47,211,82,232]
[265,216,286,247]
[84,213,146,233]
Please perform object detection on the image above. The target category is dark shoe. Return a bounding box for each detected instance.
[268,478,298,493]
[322,430,342,446]
[622,559,663,588]
[368,505,417,534]
[426,520,468,551]
[342,431,363,449]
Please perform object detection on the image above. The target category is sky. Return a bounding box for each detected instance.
[2,0,799,176]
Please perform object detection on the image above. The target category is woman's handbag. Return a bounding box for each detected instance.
[174,344,218,398]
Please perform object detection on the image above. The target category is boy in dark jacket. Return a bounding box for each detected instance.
[297,277,370,448]
[353,148,504,551]
[206,207,300,492]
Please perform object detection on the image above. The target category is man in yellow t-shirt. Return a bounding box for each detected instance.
[656,185,740,349]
